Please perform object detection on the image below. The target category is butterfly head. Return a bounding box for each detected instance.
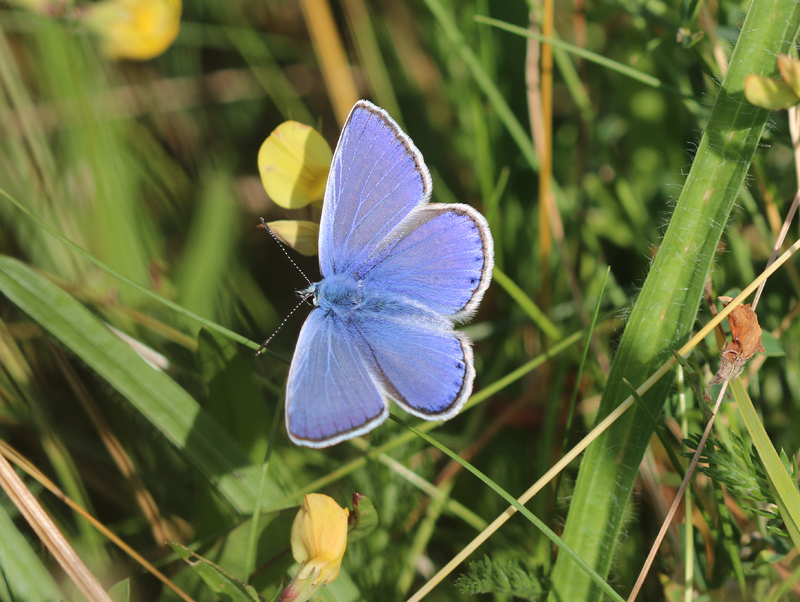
[304,274,363,317]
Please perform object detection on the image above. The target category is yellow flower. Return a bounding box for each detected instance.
[258,121,333,256]
[258,121,332,210]
[290,494,349,587]
[744,55,800,111]
[265,220,321,257]
[83,0,182,61]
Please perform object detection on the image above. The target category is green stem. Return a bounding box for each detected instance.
[548,0,800,599]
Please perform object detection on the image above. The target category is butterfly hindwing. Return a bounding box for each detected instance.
[286,308,389,447]
[361,204,494,320]
[351,310,475,420]
[318,101,431,278]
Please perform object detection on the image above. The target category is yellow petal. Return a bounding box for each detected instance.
[258,122,332,209]
[778,54,800,98]
[290,494,349,586]
[743,74,800,110]
[83,0,182,61]
[266,220,320,257]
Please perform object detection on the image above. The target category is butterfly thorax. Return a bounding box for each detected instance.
[310,273,364,317]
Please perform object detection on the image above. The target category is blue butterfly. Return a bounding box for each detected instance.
[286,100,494,447]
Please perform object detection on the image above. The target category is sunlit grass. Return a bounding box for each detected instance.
[1,1,800,601]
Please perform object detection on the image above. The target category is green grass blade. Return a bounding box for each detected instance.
[393,416,625,602]
[176,171,240,330]
[731,378,800,551]
[169,543,260,602]
[547,0,800,599]
[0,187,288,365]
[492,267,561,339]
[475,16,692,99]
[623,377,685,480]
[0,504,62,601]
[421,0,539,172]
[0,256,285,514]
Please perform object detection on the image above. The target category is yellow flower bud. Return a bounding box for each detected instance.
[744,74,799,110]
[778,54,800,98]
[265,220,320,257]
[83,0,181,61]
[290,494,349,587]
[258,122,332,210]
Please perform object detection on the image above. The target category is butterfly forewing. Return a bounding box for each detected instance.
[318,101,431,278]
[361,205,494,320]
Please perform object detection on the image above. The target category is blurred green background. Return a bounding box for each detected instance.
[1,0,800,601]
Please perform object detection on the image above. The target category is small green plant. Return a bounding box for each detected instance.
[687,430,800,538]
[456,556,548,601]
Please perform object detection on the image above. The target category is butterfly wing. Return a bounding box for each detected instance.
[288,100,493,445]
[351,310,474,420]
[286,308,389,447]
[361,204,493,320]
[318,101,431,278]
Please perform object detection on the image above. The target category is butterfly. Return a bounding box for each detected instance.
[285,100,494,448]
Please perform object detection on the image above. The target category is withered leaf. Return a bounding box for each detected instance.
[705,296,766,398]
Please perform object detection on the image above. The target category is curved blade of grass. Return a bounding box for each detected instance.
[0,503,62,601]
[548,0,800,599]
[475,16,692,99]
[623,378,685,480]
[421,0,538,172]
[176,171,240,333]
[169,543,260,602]
[0,256,284,514]
[0,187,288,365]
[492,267,561,339]
[731,378,800,551]
[392,416,625,602]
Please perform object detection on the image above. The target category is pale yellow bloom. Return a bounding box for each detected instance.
[744,55,800,111]
[83,0,182,61]
[265,220,320,257]
[778,54,800,98]
[258,121,332,210]
[290,493,349,587]
[744,74,799,110]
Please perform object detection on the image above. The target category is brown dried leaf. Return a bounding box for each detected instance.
[706,296,766,397]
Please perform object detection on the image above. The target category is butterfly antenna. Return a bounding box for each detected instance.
[259,217,313,286]
[256,291,313,355]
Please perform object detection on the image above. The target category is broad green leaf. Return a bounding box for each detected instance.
[347,494,378,543]
[0,256,283,514]
[548,0,800,599]
[315,570,361,602]
[190,506,295,593]
[109,579,130,602]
